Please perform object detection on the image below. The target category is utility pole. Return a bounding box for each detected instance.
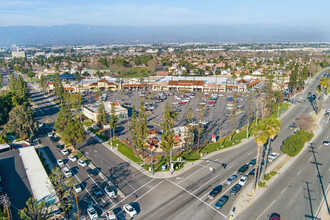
[4,195,11,220]
[151,150,154,175]
[75,192,80,220]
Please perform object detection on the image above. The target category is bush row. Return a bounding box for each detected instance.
[281,129,313,157]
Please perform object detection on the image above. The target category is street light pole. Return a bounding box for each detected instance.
[75,191,80,220]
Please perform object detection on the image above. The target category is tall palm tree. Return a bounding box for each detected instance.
[260,118,282,182]
[251,120,270,190]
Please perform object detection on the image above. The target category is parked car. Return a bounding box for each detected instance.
[57,159,65,167]
[104,186,116,198]
[68,155,77,162]
[230,184,242,195]
[47,132,53,138]
[289,123,295,129]
[123,204,137,217]
[268,152,280,162]
[73,183,82,193]
[106,210,116,220]
[214,195,229,210]
[61,148,69,156]
[238,175,248,186]
[87,206,98,220]
[225,175,237,185]
[208,185,223,199]
[237,164,249,175]
[269,213,281,220]
[248,168,256,176]
[248,158,256,166]
[91,186,103,198]
[78,160,87,167]
[62,167,72,177]
[87,168,97,177]
[323,141,329,146]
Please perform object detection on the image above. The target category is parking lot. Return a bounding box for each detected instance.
[82,90,253,145]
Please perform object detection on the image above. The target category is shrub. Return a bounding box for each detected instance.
[281,129,313,157]
[264,174,271,181]
[270,171,277,176]
[258,182,266,187]
[75,151,83,159]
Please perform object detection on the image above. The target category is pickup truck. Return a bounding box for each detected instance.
[268,151,280,162]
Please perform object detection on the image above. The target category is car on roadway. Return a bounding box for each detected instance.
[106,210,116,220]
[230,183,242,195]
[73,183,82,193]
[208,185,223,199]
[123,204,137,217]
[225,175,237,185]
[61,148,69,155]
[77,160,87,167]
[248,158,256,166]
[289,123,295,129]
[87,206,98,220]
[248,168,256,176]
[238,175,248,186]
[268,152,280,162]
[68,155,77,162]
[104,186,116,198]
[323,141,329,146]
[87,168,97,177]
[214,195,229,210]
[237,164,249,175]
[269,213,281,220]
[325,112,329,117]
[62,167,72,177]
[57,159,65,167]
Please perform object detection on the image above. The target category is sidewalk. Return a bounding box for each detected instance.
[230,105,326,219]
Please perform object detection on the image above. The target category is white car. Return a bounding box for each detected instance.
[104,186,116,198]
[87,206,98,220]
[323,141,329,146]
[77,160,87,167]
[123,204,137,217]
[57,159,65,167]
[62,167,72,177]
[238,175,248,186]
[68,155,77,162]
[73,183,82,193]
[105,210,116,220]
[61,148,69,155]
[268,152,280,162]
[48,132,53,138]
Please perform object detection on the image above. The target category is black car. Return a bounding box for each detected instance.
[230,184,242,195]
[56,144,64,149]
[208,185,223,198]
[237,164,249,175]
[248,168,256,176]
[248,158,256,166]
[91,186,103,198]
[87,168,97,177]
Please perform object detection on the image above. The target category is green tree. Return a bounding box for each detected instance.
[109,103,118,139]
[136,100,147,151]
[184,104,194,154]
[160,103,175,167]
[62,119,85,149]
[97,101,107,128]
[54,73,65,103]
[130,105,138,153]
[39,75,47,93]
[18,197,51,220]
[0,73,3,88]
[48,167,75,212]
[5,104,36,140]
[97,58,109,67]
[54,106,72,134]
[0,93,13,125]
[26,71,36,80]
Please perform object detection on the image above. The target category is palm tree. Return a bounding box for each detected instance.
[260,118,282,182]
[251,120,270,190]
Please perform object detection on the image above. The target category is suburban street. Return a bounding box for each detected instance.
[28,68,329,219]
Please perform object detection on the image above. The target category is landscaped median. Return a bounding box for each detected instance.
[281,129,313,157]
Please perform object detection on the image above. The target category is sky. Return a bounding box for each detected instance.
[0,0,329,28]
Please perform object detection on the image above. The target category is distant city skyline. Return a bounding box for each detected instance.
[0,0,329,28]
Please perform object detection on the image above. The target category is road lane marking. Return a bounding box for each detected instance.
[247,152,252,156]
[297,170,301,175]
[111,178,156,208]
[256,200,276,220]
[89,174,115,204]
[167,179,226,218]
[178,159,219,184]
[281,187,286,194]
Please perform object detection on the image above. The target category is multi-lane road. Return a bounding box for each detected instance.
[28,68,329,219]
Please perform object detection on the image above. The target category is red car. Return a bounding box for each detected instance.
[179,101,186,104]
[269,213,280,220]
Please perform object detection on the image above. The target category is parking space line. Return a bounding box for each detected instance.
[178,159,219,184]
[66,164,104,215]
[111,178,156,208]
[167,179,226,218]
[89,175,115,204]
[256,200,276,220]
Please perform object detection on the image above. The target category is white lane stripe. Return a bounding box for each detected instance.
[178,159,219,184]
[111,178,156,208]
[281,187,286,194]
[247,152,252,156]
[297,170,301,175]
[256,200,276,220]
[167,179,226,218]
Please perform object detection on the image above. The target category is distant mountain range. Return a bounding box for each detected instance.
[0,24,329,46]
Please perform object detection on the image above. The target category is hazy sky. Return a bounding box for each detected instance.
[1,0,329,27]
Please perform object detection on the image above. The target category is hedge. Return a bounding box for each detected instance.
[281,129,313,157]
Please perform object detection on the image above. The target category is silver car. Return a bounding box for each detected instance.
[225,175,237,185]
